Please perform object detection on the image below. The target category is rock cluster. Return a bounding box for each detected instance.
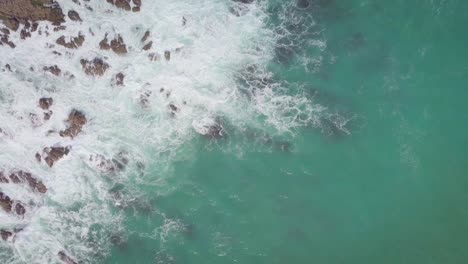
[106,0,142,12]
[56,33,85,49]
[80,58,109,76]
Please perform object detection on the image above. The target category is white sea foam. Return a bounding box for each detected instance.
[0,0,321,263]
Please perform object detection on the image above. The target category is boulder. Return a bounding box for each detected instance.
[39,97,53,110]
[80,58,109,76]
[0,192,13,212]
[60,109,87,138]
[142,41,152,51]
[99,35,110,50]
[15,203,25,215]
[43,146,71,167]
[141,30,150,42]
[110,34,127,54]
[115,72,125,86]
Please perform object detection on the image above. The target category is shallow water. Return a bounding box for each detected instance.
[1,0,468,263]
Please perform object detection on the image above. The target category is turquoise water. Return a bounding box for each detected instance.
[106,1,468,263]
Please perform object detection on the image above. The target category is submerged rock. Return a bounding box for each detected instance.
[67,10,82,21]
[60,109,87,138]
[58,251,78,264]
[42,146,71,167]
[192,117,225,139]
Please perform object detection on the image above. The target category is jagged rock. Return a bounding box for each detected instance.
[142,41,152,51]
[67,10,81,21]
[60,109,87,138]
[43,65,61,76]
[53,25,66,32]
[0,34,15,48]
[89,154,116,173]
[56,33,85,49]
[20,28,31,39]
[80,58,109,76]
[115,72,125,86]
[31,22,39,32]
[0,0,65,30]
[99,34,110,50]
[168,103,179,116]
[35,152,42,162]
[42,146,71,167]
[9,170,47,193]
[164,51,171,61]
[0,230,13,241]
[110,34,127,54]
[58,251,78,264]
[0,192,13,212]
[39,97,53,110]
[141,30,150,42]
[4,64,11,72]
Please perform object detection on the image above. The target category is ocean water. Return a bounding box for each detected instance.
[1,0,468,263]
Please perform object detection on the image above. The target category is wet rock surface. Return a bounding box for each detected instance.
[0,0,65,30]
[0,230,13,241]
[115,72,125,86]
[56,33,85,49]
[0,192,13,212]
[110,34,127,54]
[42,146,71,167]
[58,251,78,264]
[39,97,53,110]
[80,57,109,76]
[106,0,142,12]
[43,65,61,76]
[60,109,87,138]
[8,170,47,193]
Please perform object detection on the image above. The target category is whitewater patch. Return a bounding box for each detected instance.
[0,0,322,263]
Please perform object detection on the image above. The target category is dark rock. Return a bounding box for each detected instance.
[35,152,42,162]
[148,52,159,61]
[9,170,47,193]
[115,72,125,86]
[0,171,8,183]
[68,10,81,21]
[39,97,53,110]
[15,203,25,215]
[141,30,150,42]
[110,34,127,54]
[139,90,152,108]
[58,251,78,264]
[132,6,140,12]
[142,41,152,51]
[99,34,110,50]
[43,65,61,76]
[80,57,109,77]
[0,230,13,241]
[164,50,170,61]
[20,28,31,39]
[107,0,131,11]
[0,0,65,27]
[60,109,87,138]
[43,146,71,167]
[44,110,53,120]
[56,33,85,49]
[31,22,39,32]
[0,192,13,212]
